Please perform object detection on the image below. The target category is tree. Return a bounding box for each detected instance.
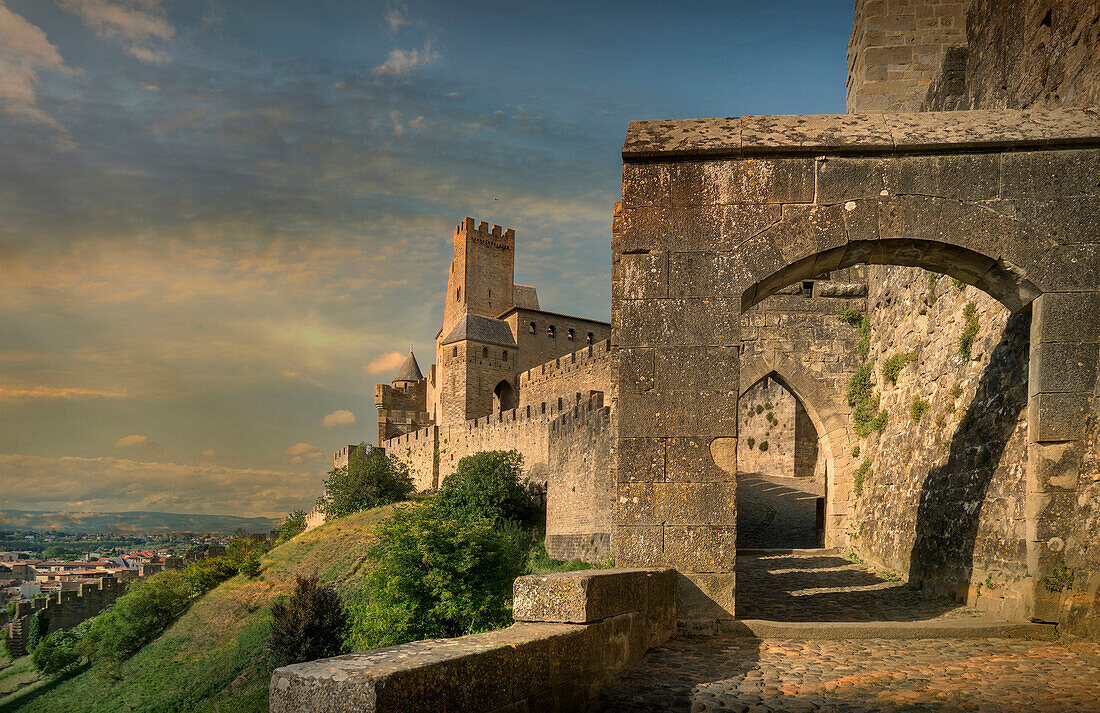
[276,509,308,544]
[317,445,414,519]
[434,450,535,526]
[79,571,191,666]
[268,575,347,668]
[32,621,88,674]
[347,503,528,650]
[27,609,49,652]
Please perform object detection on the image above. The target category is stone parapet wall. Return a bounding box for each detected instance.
[270,568,675,713]
[6,576,123,656]
[517,339,612,411]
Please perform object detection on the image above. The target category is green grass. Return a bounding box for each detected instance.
[0,506,397,713]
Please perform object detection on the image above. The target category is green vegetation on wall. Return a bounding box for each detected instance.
[840,308,871,360]
[847,363,888,438]
[958,301,980,359]
[910,396,930,422]
[853,458,873,497]
[882,351,918,385]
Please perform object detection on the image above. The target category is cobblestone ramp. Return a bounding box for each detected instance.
[594,638,1100,713]
[736,472,822,550]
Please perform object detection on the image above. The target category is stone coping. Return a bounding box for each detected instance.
[622,108,1100,160]
[726,619,1059,640]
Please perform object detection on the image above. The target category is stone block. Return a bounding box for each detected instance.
[612,206,676,254]
[622,162,670,207]
[615,481,736,526]
[617,389,738,438]
[877,195,944,241]
[1029,342,1099,395]
[1030,292,1100,344]
[663,526,737,571]
[741,114,893,156]
[615,251,667,299]
[614,526,665,567]
[1028,391,1092,443]
[512,568,673,624]
[622,117,742,161]
[675,572,736,626]
[669,158,814,206]
[616,437,665,481]
[663,437,735,482]
[1028,441,1084,494]
[864,45,914,66]
[1037,243,1100,293]
[668,251,757,299]
[884,153,1002,200]
[1017,196,1100,246]
[616,348,654,393]
[885,110,1100,153]
[615,298,740,348]
[1001,149,1100,200]
[674,204,783,251]
[654,347,739,390]
[816,157,888,203]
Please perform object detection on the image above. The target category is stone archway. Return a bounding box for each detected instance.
[493,379,517,412]
[612,109,1100,631]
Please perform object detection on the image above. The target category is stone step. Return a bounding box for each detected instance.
[736,548,840,556]
[724,619,1059,640]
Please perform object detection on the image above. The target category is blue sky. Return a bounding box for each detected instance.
[0,0,853,519]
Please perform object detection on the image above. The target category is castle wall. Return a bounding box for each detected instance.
[7,576,123,656]
[383,425,439,491]
[737,378,796,477]
[518,339,612,412]
[505,310,612,374]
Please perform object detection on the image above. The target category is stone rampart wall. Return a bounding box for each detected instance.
[7,576,123,656]
[383,425,439,491]
[517,339,612,411]
[738,377,796,476]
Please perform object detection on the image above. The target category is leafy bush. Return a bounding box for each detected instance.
[839,308,862,325]
[847,363,887,437]
[881,351,918,385]
[851,445,860,458]
[181,556,238,596]
[268,574,347,668]
[27,608,49,652]
[276,509,308,544]
[853,458,873,497]
[758,440,769,452]
[755,404,764,414]
[434,450,535,526]
[242,551,262,579]
[318,445,414,519]
[958,301,979,358]
[79,570,192,667]
[32,621,89,674]
[347,504,528,650]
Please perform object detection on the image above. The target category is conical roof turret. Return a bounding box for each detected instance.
[393,349,424,383]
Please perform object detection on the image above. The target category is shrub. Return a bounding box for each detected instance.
[853,458,873,497]
[758,440,769,452]
[434,450,536,526]
[181,556,238,596]
[910,396,930,422]
[347,504,528,650]
[79,570,192,666]
[840,310,872,359]
[881,351,918,385]
[268,574,347,668]
[276,509,308,544]
[952,277,966,290]
[851,445,860,458]
[839,308,862,326]
[747,437,755,450]
[755,404,764,414]
[318,445,414,519]
[242,551,262,579]
[958,301,979,358]
[32,621,88,674]
[27,608,49,652]
[847,363,887,437]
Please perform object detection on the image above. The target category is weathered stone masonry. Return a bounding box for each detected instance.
[614,109,1100,632]
[6,575,123,656]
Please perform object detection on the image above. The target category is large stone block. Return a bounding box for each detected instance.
[663,525,737,571]
[1030,292,1100,344]
[1037,243,1100,293]
[1028,391,1092,443]
[884,153,1002,200]
[616,437,665,481]
[616,348,654,393]
[1029,342,1100,395]
[664,437,737,482]
[615,481,736,526]
[654,347,739,391]
[617,389,738,438]
[1001,149,1100,200]
[614,525,665,567]
[1018,196,1100,246]
[669,158,815,206]
[816,157,888,203]
[512,568,675,624]
[615,298,740,348]
[622,162,670,207]
[1027,441,1084,494]
[741,114,893,156]
[675,572,736,629]
[668,251,757,299]
[614,251,667,299]
[877,194,944,241]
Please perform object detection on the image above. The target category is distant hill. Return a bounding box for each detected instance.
[0,510,280,535]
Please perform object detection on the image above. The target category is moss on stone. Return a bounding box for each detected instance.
[882,351,918,385]
[910,396,930,422]
[958,301,979,359]
[853,458,872,497]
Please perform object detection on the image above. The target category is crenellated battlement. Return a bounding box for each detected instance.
[7,575,124,656]
[518,339,611,388]
[455,216,515,244]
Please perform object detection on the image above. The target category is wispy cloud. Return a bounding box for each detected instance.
[0,453,323,518]
[0,1,76,145]
[283,442,323,464]
[59,0,174,63]
[385,4,409,32]
[365,351,405,375]
[321,409,355,428]
[114,434,156,449]
[373,43,438,76]
[0,384,126,402]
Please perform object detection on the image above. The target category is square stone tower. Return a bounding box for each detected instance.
[441,218,516,340]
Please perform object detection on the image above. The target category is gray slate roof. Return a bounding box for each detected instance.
[393,351,424,382]
[440,313,517,347]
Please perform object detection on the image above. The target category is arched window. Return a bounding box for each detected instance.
[567,328,575,341]
[493,380,517,412]
[528,322,536,334]
[482,347,488,358]
[452,346,458,358]
[548,325,556,338]
[503,350,509,361]
[586,332,594,344]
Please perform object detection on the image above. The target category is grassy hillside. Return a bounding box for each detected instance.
[0,505,395,713]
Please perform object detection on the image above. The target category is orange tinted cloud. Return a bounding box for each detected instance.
[365,351,404,374]
[283,442,323,464]
[0,384,127,402]
[321,409,356,428]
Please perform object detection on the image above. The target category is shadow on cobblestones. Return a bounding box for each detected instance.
[736,472,822,549]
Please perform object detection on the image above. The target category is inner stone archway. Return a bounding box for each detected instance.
[612,109,1100,633]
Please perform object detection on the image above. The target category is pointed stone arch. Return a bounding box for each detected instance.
[613,109,1100,630]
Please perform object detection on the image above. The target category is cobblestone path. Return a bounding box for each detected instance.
[735,553,981,622]
[736,472,823,549]
[595,637,1100,712]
